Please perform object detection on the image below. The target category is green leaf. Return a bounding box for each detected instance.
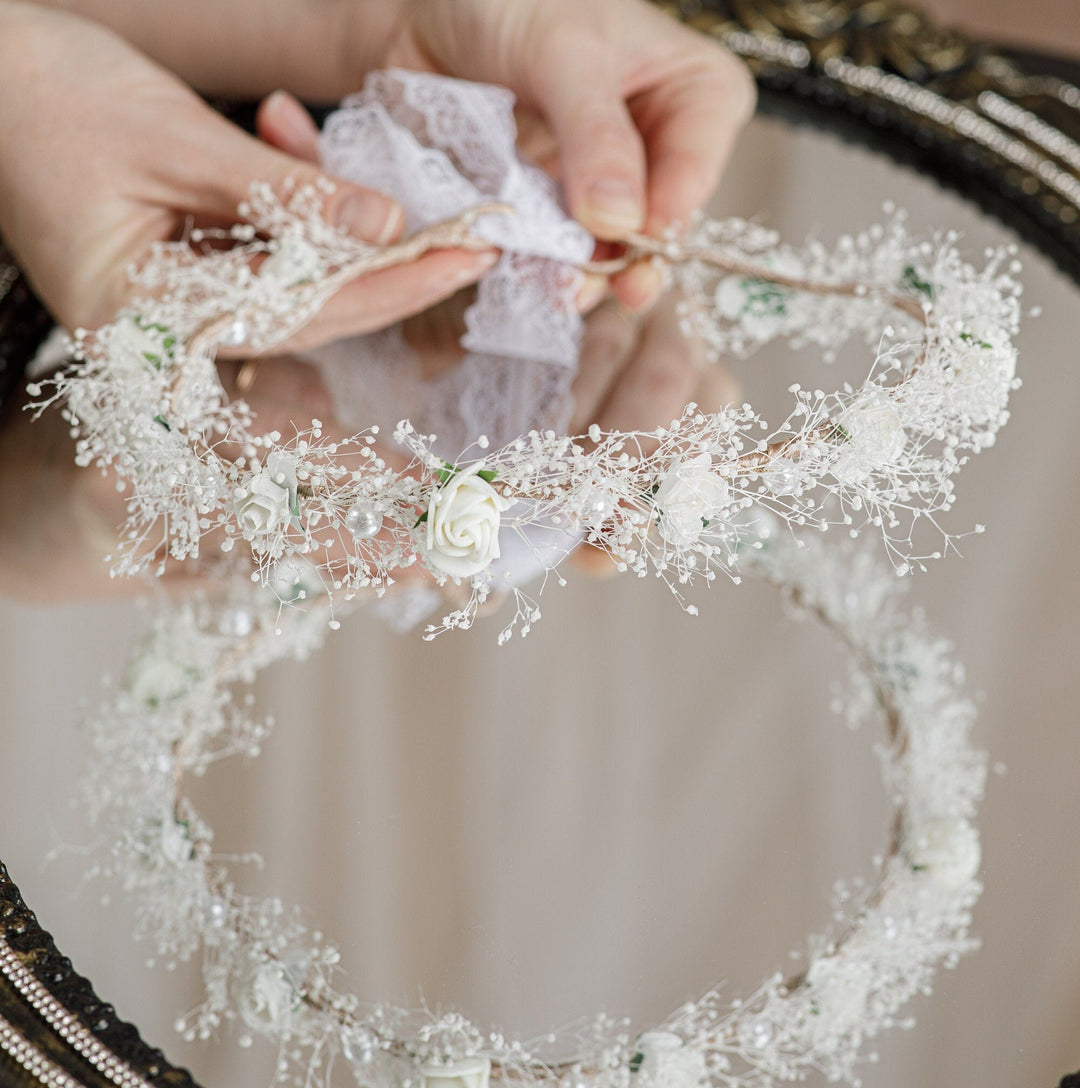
[476,468,498,483]
[831,422,852,443]
[629,1053,644,1074]
[902,265,934,298]
[143,351,161,366]
[291,496,301,520]
[414,510,429,527]
[959,331,992,349]
[153,414,171,431]
[436,460,457,486]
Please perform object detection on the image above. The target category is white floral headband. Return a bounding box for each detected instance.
[31,182,1019,639]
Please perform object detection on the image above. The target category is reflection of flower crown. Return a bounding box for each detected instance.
[33,183,1020,639]
[83,525,985,1088]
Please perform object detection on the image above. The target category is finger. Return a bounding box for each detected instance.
[527,35,646,239]
[610,259,664,313]
[575,273,609,314]
[592,294,698,437]
[570,300,640,431]
[631,55,756,236]
[513,105,561,178]
[257,247,499,354]
[256,90,321,164]
[159,99,405,246]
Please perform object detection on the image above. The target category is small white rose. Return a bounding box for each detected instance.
[947,324,1017,426]
[715,277,747,321]
[904,816,981,890]
[109,317,173,375]
[126,654,193,707]
[232,452,300,537]
[159,819,193,865]
[420,1058,491,1088]
[234,961,299,1034]
[633,1032,706,1088]
[653,452,729,549]
[830,397,907,486]
[422,465,510,579]
[804,957,868,1030]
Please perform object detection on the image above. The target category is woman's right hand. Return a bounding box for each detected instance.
[0,1,496,345]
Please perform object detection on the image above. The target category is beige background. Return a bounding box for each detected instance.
[3,65,1080,1088]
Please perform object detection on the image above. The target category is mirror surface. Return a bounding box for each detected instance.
[2,112,1077,1087]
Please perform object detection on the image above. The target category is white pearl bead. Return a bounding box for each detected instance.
[344,502,383,540]
[221,318,250,347]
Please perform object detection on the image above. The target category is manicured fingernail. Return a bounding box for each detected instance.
[576,274,608,313]
[265,90,319,158]
[335,192,403,246]
[585,178,644,237]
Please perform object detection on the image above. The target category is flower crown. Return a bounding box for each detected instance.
[32,183,1020,641]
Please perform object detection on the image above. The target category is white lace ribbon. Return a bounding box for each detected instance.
[308,70,595,612]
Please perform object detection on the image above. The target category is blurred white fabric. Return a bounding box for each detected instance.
[2,116,1079,1087]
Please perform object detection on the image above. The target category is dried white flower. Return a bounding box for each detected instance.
[422,465,510,579]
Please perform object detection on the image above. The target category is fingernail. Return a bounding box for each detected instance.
[575,273,608,313]
[335,192,403,246]
[585,178,644,237]
[265,90,319,155]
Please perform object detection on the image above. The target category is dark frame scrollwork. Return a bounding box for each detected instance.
[4,1,1080,1085]
[663,0,1080,285]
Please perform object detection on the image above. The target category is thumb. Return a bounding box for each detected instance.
[176,99,404,247]
[526,35,646,240]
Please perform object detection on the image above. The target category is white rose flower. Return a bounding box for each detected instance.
[715,276,747,320]
[420,1058,491,1088]
[804,957,868,1032]
[830,397,907,486]
[904,816,981,890]
[633,1032,706,1088]
[126,653,192,707]
[653,452,729,549]
[232,452,299,538]
[109,317,173,376]
[422,465,511,579]
[946,323,1017,426]
[159,819,194,865]
[235,961,299,1034]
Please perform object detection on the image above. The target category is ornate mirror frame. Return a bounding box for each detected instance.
[2,2,1078,1085]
